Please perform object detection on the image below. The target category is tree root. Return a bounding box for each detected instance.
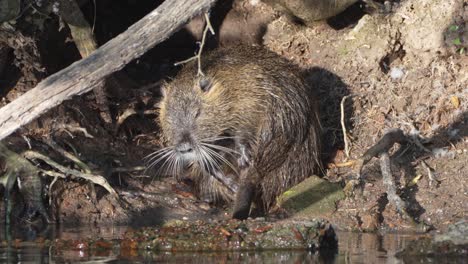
[23,150,117,196]
[116,108,159,127]
[342,129,419,223]
[43,138,92,173]
[0,140,118,225]
[343,129,408,194]
[0,143,51,224]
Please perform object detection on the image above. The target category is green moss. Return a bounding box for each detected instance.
[278,176,344,217]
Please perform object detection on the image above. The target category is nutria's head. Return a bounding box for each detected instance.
[147,70,239,176]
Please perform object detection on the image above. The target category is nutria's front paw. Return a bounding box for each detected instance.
[232,208,250,220]
[232,182,255,220]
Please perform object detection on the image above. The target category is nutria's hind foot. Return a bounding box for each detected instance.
[232,183,255,220]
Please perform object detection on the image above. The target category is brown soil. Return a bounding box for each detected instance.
[260,0,467,231]
[0,0,466,232]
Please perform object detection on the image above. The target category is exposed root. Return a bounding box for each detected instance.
[0,143,51,224]
[48,176,59,205]
[22,150,117,196]
[57,124,94,138]
[328,160,356,168]
[111,166,147,173]
[343,129,407,207]
[343,128,431,225]
[116,108,158,127]
[344,128,407,192]
[43,138,92,173]
[380,152,406,216]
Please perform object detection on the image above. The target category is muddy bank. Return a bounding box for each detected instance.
[0,0,466,234]
[396,220,468,263]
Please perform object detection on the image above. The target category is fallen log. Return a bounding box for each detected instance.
[0,0,217,141]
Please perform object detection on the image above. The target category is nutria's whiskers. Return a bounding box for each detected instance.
[200,142,240,156]
[144,146,172,162]
[201,144,238,175]
[146,149,176,178]
[144,147,172,167]
[146,139,239,187]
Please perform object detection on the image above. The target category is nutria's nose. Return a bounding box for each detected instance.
[175,132,194,154]
[176,142,193,154]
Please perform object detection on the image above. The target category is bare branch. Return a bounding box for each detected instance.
[174,12,215,76]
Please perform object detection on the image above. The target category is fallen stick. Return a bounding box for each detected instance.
[344,128,408,195]
[0,0,217,141]
[343,128,423,225]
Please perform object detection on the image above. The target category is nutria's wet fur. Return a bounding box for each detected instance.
[154,45,321,219]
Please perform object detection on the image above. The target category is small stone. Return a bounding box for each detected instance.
[361,214,378,231]
[448,129,459,138]
[390,67,404,80]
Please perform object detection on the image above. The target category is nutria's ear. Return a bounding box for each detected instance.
[198,77,212,92]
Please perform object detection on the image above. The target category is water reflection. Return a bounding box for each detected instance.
[0,225,443,263]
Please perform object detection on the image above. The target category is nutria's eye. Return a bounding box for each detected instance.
[199,78,211,92]
[195,109,201,118]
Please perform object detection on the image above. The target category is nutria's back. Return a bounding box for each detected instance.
[153,45,321,219]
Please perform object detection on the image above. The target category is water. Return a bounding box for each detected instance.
[0,225,436,263]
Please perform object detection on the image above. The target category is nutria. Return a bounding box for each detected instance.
[150,45,321,219]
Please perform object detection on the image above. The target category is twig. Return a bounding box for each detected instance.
[116,108,159,127]
[111,166,147,173]
[328,160,356,168]
[380,152,406,215]
[421,160,439,188]
[359,129,407,167]
[398,118,431,153]
[23,151,117,196]
[174,12,215,76]
[344,129,407,195]
[92,0,97,33]
[22,135,32,149]
[343,129,420,224]
[57,124,94,138]
[340,95,353,159]
[48,176,58,205]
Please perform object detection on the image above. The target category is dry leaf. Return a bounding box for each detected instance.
[450,96,460,108]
